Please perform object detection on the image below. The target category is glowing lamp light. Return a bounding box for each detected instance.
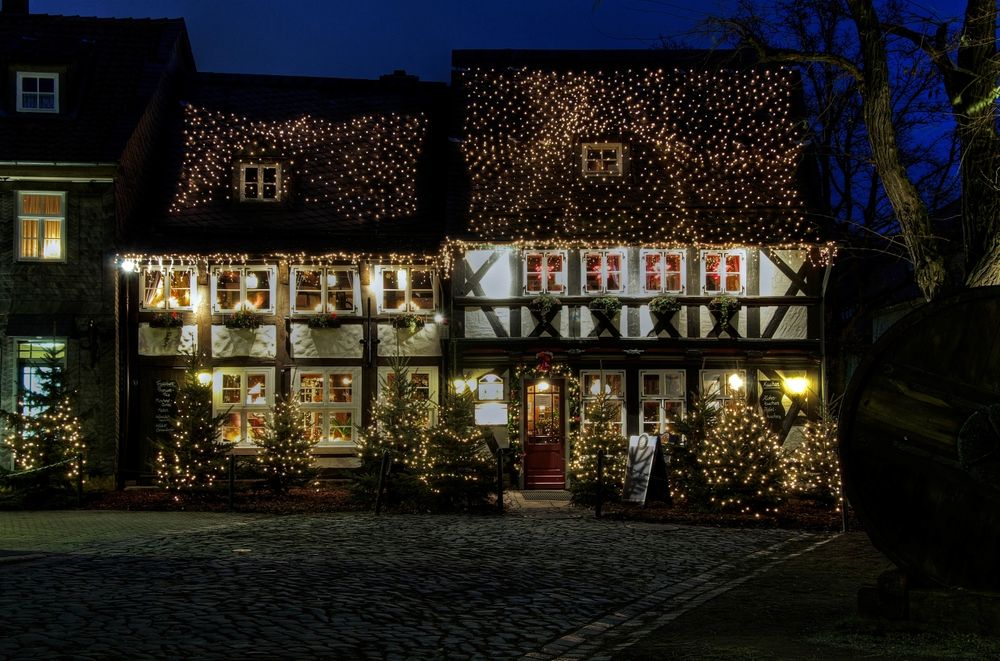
[433,312,444,324]
[453,378,468,394]
[536,380,550,392]
[242,300,257,311]
[313,302,324,312]
[326,272,337,288]
[727,373,744,391]
[245,272,259,289]
[784,376,808,396]
[197,371,212,386]
[589,379,611,396]
[120,258,138,272]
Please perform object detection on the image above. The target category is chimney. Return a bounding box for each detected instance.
[2,0,29,15]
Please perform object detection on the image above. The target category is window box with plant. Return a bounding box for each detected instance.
[391,313,426,333]
[148,311,185,329]
[306,313,341,329]
[224,308,262,330]
[587,296,622,317]
[528,293,561,317]
[649,295,682,316]
[708,295,741,322]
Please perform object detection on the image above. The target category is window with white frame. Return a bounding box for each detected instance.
[523,250,566,294]
[211,266,276,313]
[641,249,685,294]
[16,192,65,261]
[16,339,65,417]
[702,249,746,295]
[240,162,281,201]
[376,265,435,313]
[580,370,626,437]
[582,250,626,294]
[16,72,58,113]
[291,266,359,314]
[141,266,197,310]
[295,367,361,444]
[581,143,623,177]
[700,369,747,407]
[640,370,686,437]
[214,368,273,445]
[377,366,439,426]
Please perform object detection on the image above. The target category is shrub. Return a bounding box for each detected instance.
[649,295,681,315]
[588,296,622,316]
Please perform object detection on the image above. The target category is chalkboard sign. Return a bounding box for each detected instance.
[153,379,179,435]
[759,380,786,428]
[623,434,666,503]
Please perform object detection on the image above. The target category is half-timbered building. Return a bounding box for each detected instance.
[118,70,448,483]
[447,50,832,489]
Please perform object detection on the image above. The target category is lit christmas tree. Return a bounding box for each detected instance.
[670,390,719,507]
[156,361,229,493]
[570,390,627,506]
[1,345,86,490]
[699,398,785,516]
[255,396,316,495]
[353,355,431,505]
[783,414,841,507]
[417,389,494,511]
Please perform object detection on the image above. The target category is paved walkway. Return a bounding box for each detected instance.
[0,510,820,660]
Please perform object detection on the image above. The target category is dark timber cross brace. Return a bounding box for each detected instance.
[461,253,508,337]
[760,248,813,339]
[528,307,560,337]
[587,309,621,338]
[646,310,681,338]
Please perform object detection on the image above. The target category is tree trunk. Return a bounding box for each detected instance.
[847,0,949,300]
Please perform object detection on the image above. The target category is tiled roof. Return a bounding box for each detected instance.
[0,13,190,162]
[140,71,448,255]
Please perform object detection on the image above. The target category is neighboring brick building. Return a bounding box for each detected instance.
[0,4,193,478]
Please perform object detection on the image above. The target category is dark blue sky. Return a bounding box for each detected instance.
[34,0,969,82]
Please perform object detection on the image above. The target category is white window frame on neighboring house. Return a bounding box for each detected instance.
[293,367,362,446]
[377,366,439,426]
[581,142,624,177]
[290,265,360,315]
[640,249,686,295]
[239,162,282,202]
[140,266,198,311]
[374,265,436,314]
[700,369,747,408]
[701,249,747,296]
[523,250,567,294]
[210,265,277,314]
[639,369,686,437]
[213,367,274,446]
[16,191,66,262]
[580,369,626,437]
[16,72,59,113]
[582,249,627,294]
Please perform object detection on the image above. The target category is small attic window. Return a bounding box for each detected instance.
[581,143,623,177]
[240,162,282,202]
[16,72,59,113]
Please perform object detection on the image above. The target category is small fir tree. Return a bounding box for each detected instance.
[783,414,841,507]
[156,360,230,493]
[699,398,785,516]
[417,389,494,511]
[255,396,316,494]
[570,390,627,506]
[670,390,720,507]
[1,345,86,491]
[353,355,431,505]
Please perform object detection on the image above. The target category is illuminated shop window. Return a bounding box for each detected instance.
[524,251,566,294]
[213,368,273,445]
[141,267,197,310]
[16,192,65,261]
[580,370,625,436]
[290,266,359,314]
[377,366,439,426]
[295,367,361,444]
[210,266,276,313]
[582,250,626,294]
[375,265,436,313]
[701,250,746,295]
[639,370,686,436]
[641,249,685,294]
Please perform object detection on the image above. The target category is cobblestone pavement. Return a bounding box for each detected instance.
[0,510,821,660]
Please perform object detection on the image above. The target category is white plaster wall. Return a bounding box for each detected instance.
[520,308,569,337]
[579,307,625,338]
[211,325,276,358]
[759,306,808,339]
[638,306,688,338]
[464,307,511,338]
[464,250,512,298]
[760,249,806,296]
[698,305,748,338]
[137,324,197,356]
[377,322,442,356]
[289,324,363,358]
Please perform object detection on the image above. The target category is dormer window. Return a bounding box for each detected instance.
[240,162,281,201]
[16,72,59,113]
[581,143,623,177]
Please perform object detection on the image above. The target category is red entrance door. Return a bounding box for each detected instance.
[523,379,565,489]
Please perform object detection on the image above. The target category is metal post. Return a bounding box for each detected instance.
[228,454,236,512]
[374,450,391,515]
[496,448,505,514]
[76,453,84,506]
[595,449,605,519]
